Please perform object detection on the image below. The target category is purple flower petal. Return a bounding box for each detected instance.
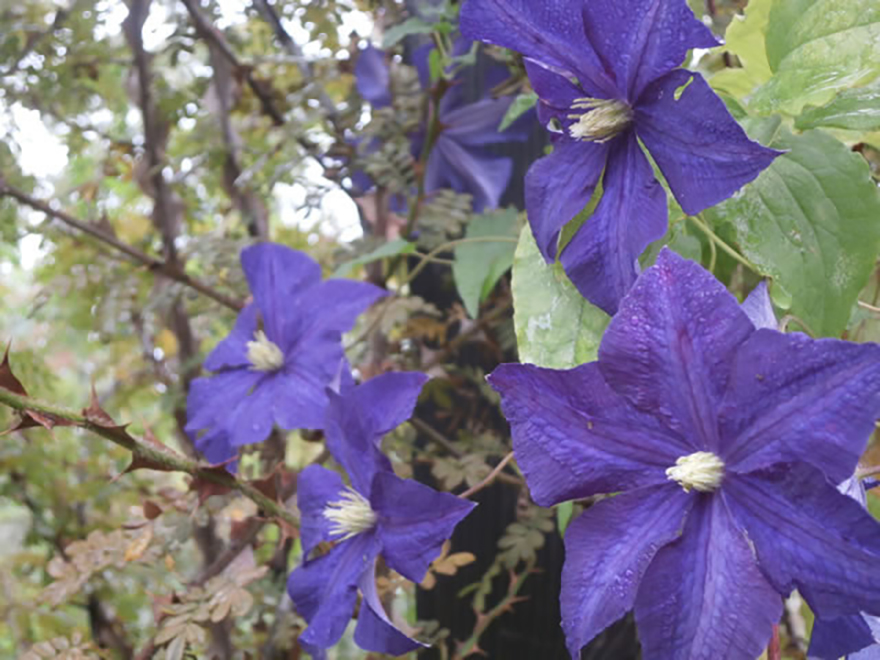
[355,46,391,108]
[740,282,776,331]
[442,96,525,146]
[324,372,428,496]
[297,465,347,557]
[354,559,426,655]
[293,279,388,347]
[634,495,781,660]
[427,137,513,212]
[192,428,237,467]
[561,484,692,657]
[271,367,336,432]
[725,463,880,619]
[488,362,690,506]
[635,70,782,216]
[287,531,381,650]
[598,249,754,450]
[227,371,277,446]
[524,59,583,127]
[720,330,880,482]
[459,0,613,97]
[185,370,262,440]
[204,304,259,371]
[582,0,717,100]
[560,131,667,315]
[241,243,322,344]
[810,614,879,660]
[371,470,476,583]
[524,139,608,261]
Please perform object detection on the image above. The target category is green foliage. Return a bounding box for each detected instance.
[452,207,520,318]
[499,92,538,132]
[704,123,880,337]
[511,227,609,368]
[794,80,880,134]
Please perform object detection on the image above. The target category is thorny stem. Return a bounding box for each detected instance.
[460,452,516,499]
[0,387,296,527]
[453,558,536,660]
[0,182,244,312]
[687,214,758,274]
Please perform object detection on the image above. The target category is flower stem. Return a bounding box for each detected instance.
[767,624,781,660]
[687,214,757,274]
[399,235,519,289]
[0,387,297,526]
[460,452,516,499]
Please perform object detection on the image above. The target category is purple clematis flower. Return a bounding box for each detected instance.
[488,249,880,660]
[461,0,782,314]
[185,243,386,465]
[810,476,880,660]
[287,371,476,655]
[353,40,533,212]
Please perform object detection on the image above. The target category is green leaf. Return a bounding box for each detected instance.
[750,0,880,115]
[703,127,880,337]
[511,227,609,368]
[499,92,538,132]
[382,17,435,48]
[795,80,880,134]
[709,0,773,99]
[333,239,417,277]
[453,208,520,318]
[556,501,574,536]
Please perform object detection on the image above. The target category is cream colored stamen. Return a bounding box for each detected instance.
[666,451,725,493]
[567,97,633,143]
[323,487,377,541]
[246,330,285,372]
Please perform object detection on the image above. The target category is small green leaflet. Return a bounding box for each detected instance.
[511,227,609,368]
[703,124,880,337]
[333,239,417,278]
[453,208,520,318]
[499,92,538,132]
[556,501,574,536]
[382,17,435,48]
[795,80,880,135]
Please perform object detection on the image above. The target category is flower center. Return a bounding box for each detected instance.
[666,451,725,493]
[567,97,633,143]
[323,487,377,541]
[246,330,285,372]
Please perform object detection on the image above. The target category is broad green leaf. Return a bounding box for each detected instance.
[382,17,435,48]
[795,80,880,134]
[453,208,520,318]
[499,92,537,132]
[709,0,773,99]
[511,227,609,368]
[333,239,416,277]
[704,127,880,337]
[750,0,880,115]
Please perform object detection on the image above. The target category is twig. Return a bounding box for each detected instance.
[411,417,464,458]
[0,387,296,527]
[859,300,880,314]
[422,298,513,370]
[767,623,781,660]
[460,452,515,499]
[778,314,816,337]
[0,182,243,311]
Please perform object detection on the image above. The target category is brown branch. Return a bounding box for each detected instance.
[0,182,243,311]
[459,452,516,499]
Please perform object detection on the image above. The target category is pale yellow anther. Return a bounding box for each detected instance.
[246,330,285,372]
[666,451,725,493]
[323,487,377,541]
[567,97,633,143]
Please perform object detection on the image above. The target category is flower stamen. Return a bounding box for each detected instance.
[666,451,725,493]
[567,97,633,143]
[323,487,377,540]
[246,330,285,372]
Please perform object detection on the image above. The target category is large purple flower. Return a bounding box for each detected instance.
[185,243,386,465]
[488,249,880,659]
[287,372,475,655]
[354,41,532,212]
[461,0,782,314]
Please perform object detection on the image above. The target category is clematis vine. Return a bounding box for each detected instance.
[461,0,781,314]
[489,249,880,659]
[353,40,533,213]
[287,371,476,655]
[185,243,386,466]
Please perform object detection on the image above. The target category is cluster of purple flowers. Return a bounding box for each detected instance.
[186,1,880,658]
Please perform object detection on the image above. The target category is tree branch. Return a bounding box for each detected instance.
[0,386,297,527]
[0,182,243,311]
